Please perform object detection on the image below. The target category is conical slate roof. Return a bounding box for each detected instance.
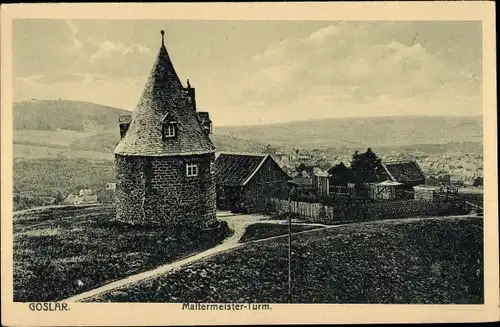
[114,31,215,156]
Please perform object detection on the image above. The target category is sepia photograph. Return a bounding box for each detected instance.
[1,2,498,326]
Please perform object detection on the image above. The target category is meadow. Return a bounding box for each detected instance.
[90,217,483,304]
[13,205,230,302]
[13,157,114,210]
[239,223,322,243]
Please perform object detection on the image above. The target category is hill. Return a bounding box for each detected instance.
[13,100,483,157]
[14,100,129,132]
[13,130,268,159]
[13,205,230,301]
[13,100,268,157]
[375,141,484,155]
[216,115,483,149]
[89,217,483,304]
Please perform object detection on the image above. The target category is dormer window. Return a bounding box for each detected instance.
[161,112,177,140]
[164,124,176,138]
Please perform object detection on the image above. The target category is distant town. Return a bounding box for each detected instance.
[58,145,483,209]
[269,147,483,188]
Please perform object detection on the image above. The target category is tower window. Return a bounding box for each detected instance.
[210,161,215,174]
[186,164,198,177]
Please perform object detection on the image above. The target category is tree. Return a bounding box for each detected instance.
[350,148,383,184]
[473,176,483,187]
[327,162,353,185]
[296,162,307,173]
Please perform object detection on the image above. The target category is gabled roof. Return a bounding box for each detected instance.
[215,153,267,186]
[215,153,288,186]
[114,31,214,156]
[161,112,177,124]
[381,160,426,185]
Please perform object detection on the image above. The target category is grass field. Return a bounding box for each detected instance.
[13,205,230,302]
[14,129,91,147]
[89,217,483,304]
[14,144,114,161]
[13,158,114,205]
[239,223,323,243]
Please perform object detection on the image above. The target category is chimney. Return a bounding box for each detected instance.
[184,79,197,111]
[119,114,132,139]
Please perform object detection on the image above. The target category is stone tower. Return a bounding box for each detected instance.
[114,30,217,227]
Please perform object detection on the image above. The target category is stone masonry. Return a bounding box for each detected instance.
[115,154,217,227]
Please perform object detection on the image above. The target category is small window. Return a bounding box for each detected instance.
[163,124,176,138]
[210,161,215,174]
[186,164,198,177]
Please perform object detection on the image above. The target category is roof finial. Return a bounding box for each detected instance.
[160,30,165,46]
[187,79,191,88]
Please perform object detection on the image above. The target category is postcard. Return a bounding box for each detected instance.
[1,2,498,326]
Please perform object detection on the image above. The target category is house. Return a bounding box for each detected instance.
[289,149,313,161]
[379,160,426,187]
[113,30,217,228]
[368,180,404,201]
[289,165,317,193]
[377,160,428,199]
[214,153,290,213]
[313,170,330,196]
[79,189,93,196]
[65,193,98,205]
[297,152,313,160]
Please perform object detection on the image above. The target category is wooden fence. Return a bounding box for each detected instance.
[268,197,469,224]
[270,198,323,218]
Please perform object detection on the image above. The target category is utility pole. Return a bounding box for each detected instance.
[287,186,295,303]
[288,194,292,303]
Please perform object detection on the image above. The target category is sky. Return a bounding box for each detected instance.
[12,20,482,126]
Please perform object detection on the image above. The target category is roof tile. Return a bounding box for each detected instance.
[382,160,426,184]
[114,33,214,156]
[215,153,267,186]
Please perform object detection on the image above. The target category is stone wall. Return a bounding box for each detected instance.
[115,153,217,227]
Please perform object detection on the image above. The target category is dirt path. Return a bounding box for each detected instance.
[64,212,327,302]
[64,213,479,302]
